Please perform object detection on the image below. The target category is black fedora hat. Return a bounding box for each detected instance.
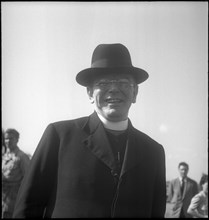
[76,43,149,86]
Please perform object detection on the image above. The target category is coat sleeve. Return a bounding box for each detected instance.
[151,145,167,218]
[187,194,201,211]
[192,181,198,197]
[13,124,60,218]
[187,193,206,218]
[167,180,174,202]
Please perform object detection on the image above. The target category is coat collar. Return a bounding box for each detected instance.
[82,112,116,171]
[119,128,142,177]
[82,112,143,177]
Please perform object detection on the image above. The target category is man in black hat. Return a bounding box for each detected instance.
[13,43,166,218]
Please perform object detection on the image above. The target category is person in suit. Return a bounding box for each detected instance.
[187,173,208,218]
[13,43,166,218]
[167,162,198,218]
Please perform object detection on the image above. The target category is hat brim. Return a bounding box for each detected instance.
[76,67,149,87]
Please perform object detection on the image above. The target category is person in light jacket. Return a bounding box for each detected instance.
[2,129,30,218]
[187,173,208,218]
[13,43,166,218]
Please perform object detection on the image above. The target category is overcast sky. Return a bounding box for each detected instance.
[2,1,208,182]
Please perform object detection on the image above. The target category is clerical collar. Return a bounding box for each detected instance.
[97,113,128,131]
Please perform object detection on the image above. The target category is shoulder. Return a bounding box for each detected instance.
[187,177,198,185]
[170,178,180,185]
[16,148,30,160]
[53,115,88,127]
[192,192,204,200]
[45,116,89,134]
[132,126,164,151]
[190,192,204,206]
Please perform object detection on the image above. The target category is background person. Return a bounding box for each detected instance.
[2,128,30,218]
[167,161,198,218]
[187,173,208,218]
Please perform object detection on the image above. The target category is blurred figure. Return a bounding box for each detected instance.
[2,128,30,218]
[167,162,198,218]
[187,174,208,218]
[2,129,6,155]
[2,129,6,217]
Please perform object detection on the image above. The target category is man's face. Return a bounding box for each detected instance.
[87,74,138,122]
[4,133,18,151]
[178,165,188,179]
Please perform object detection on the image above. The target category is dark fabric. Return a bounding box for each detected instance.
[2,183,21,218]
[105,128,128,175]
[181,180,185,196]
[13,112,166,218]
[180,207,185,218]
[2,147,30,218]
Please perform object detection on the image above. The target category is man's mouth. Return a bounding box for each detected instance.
[105,98,123,104]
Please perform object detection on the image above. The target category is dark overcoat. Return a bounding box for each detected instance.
[13,112,166,218]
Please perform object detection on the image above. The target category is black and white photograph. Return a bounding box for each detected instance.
[2,1,208,218]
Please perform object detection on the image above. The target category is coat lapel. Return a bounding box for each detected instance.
[82,112,116,171]
[182,179,188,199]
[82,112,143,176]
[120,123,143,178]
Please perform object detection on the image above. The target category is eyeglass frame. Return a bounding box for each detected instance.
[93,79,136,90]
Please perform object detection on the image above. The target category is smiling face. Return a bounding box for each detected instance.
[87,73,138,122]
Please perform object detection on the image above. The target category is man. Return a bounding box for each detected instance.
[13,43,166,218]
[167,162,198,218]
[2,128,30,218]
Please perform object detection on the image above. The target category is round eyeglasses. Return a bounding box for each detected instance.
[94,79,135,90]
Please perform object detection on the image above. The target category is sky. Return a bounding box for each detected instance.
[2,1,208,182]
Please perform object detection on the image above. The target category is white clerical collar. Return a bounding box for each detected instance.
[97,113,128,131]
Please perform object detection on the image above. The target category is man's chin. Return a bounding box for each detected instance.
[104,110,126,122]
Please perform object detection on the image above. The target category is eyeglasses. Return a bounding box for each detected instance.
[94,80,135,90]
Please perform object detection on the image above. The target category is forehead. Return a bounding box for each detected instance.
[93,73,135,82]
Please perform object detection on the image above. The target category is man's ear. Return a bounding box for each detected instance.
[132,85,138,103]
[87,87,94,104]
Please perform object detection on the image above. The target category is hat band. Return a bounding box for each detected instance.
[91,58,132,68]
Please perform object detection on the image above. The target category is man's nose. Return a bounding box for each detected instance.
[108,82,120,91]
